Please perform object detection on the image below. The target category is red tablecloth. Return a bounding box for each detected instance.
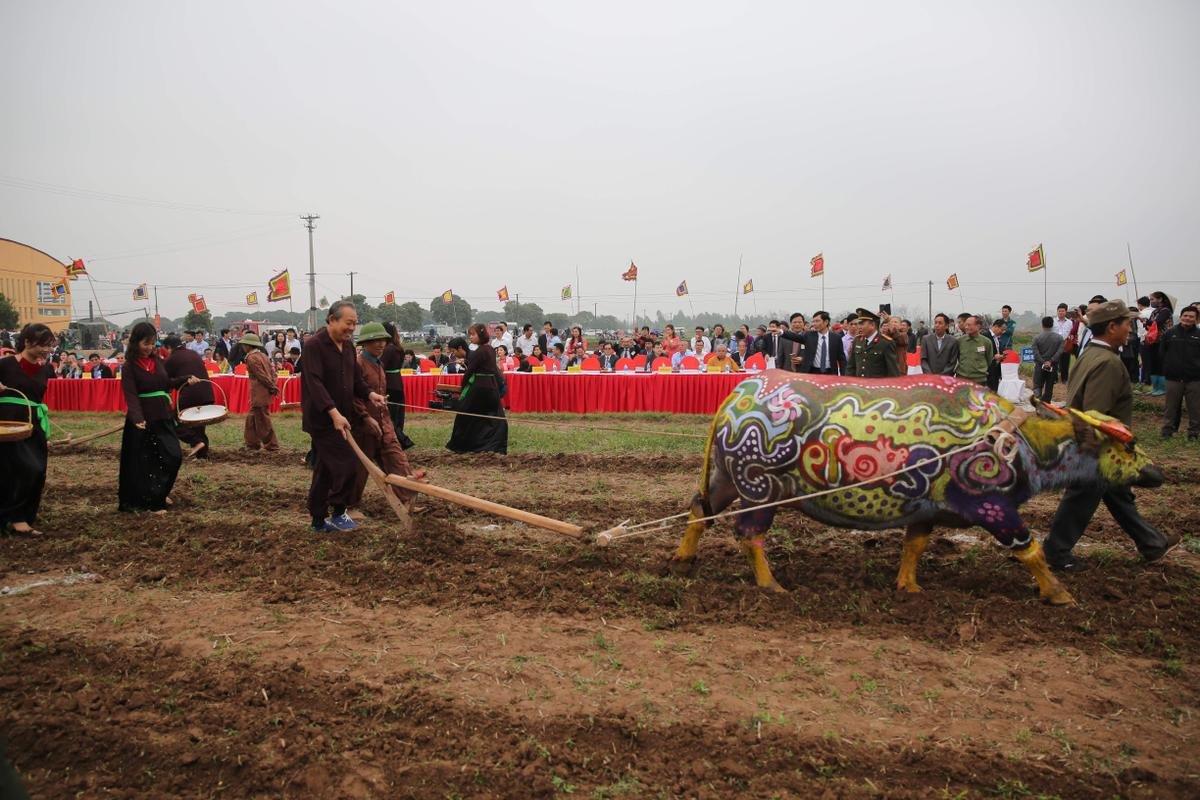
[43,372,753,415]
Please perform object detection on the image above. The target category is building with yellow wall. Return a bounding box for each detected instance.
[0,238,73,333]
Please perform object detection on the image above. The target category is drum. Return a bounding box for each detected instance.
[0,387,34,442]
[176,379,229,427]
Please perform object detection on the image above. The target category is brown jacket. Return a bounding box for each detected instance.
[353,355,398,446]
[244,349,277,409]
[1066,340,1133,426]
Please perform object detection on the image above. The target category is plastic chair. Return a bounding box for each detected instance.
[632,354,647,367]
[650,356,672,371]
[743,353,766,370]
[679,355,701,371]
[702,352,717,364]
[614,357,636,371]
[580,356,601,371]
[525,356,540,367]
[544,358,561,372]
[418,358,436,372]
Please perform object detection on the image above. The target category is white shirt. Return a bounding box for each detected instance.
[490,331,513,352]
[812,331,830,369]
[515,333,537,357]
[691,335,711,355]
[1052,317,1074,339]
[284,336,302,354]
[186,339,208,356]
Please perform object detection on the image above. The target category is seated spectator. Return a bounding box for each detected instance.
[57,352,82,378]
[496,344,518,372]
[443,350,467,374]
[643,342,667,371]
[87,353,113,378]
[202,347,220,374]
[427,344,449,368]
[271,351,294,374]
[567,344,588,368]
[731,336,751,367]
[286,346,302,373]
[551,342,567,370]
[708,342,740,372]
[670,340,692,370]
[598,342,619,371]
[529,344,545,362]
[401,351,417,370]
[616,336,641,360]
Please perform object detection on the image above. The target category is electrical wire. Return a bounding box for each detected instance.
[0,174,296,216]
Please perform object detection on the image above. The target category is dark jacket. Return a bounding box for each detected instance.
[920,333,959,375]
[0,355,49,425]
[776,329,809,372]
[164,348,214,409]
[381,343,406,392]
[1067,341,1133,425]
[300,328,372,434]
[849,333,902,378]
[804,330,846,374]
[1160,323,1200,382]
[121,356,190,425]
[88,361,114,379]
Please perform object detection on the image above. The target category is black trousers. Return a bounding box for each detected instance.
[1044,482,1168,566]
[118,419,182,512]
[307,427,359,520]
[1033,365,1057,402]
[0,429,47,526]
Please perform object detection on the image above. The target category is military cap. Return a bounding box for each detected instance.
[854,307,881,325]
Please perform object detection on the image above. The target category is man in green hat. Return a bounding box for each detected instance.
[240,332,279,451]
[848,308,901,378]
[348,322,422,509]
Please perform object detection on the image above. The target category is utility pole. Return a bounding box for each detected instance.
[301,214,320,331]
[153,285,159,318]
[348,271,356,300]
[928,280,932,326]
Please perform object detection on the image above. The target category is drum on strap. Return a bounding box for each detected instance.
[177,379,229,427]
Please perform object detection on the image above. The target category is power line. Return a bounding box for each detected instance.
[85,221,294,262]
[0,174,296,216]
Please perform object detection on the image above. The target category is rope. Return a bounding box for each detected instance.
[604,433,1015,543]
[387,400,709,439]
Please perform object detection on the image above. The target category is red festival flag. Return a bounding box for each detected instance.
[497,286,509,302]
[810,252,824,278]
[191,295,208,313]
[622,261,638,281]
[384,291,396,304]
[67,258,87,276]
[946,273,960,290]
[267,269,292,302]
[1027,244,1045,273]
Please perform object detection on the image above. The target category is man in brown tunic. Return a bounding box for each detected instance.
[239,332,279,452]
[348,322,422,508]
[1044,300,1180,572]
[302,301,387,532]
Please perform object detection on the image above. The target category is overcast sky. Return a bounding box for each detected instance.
[3,0,1198,322]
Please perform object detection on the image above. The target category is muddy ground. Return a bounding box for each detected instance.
[2,406,1199,799]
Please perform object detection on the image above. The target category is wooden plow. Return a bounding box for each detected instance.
[344,434,585,539]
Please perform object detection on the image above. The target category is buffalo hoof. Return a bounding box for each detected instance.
[762,580,788,594]
[668,556,698,578]
[895,582,923,594]
[1042,589,1076,607]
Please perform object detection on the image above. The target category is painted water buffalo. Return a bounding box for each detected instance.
[671,371,1163,605]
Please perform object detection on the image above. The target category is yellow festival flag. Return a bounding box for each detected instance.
[441,289,454,304]
[246,291,258,306]
[1116,269,1128,286]
[1026,244,1045,272]
[561,285,572,300]
[946,273,960,290]
[497,286,509,302]
[742,279,754,294]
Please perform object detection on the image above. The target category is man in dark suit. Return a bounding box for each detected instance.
[920,313,960,375]
[804,310,845,375]
[777,313,809,372]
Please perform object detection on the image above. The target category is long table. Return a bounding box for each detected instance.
[43,372,754,415]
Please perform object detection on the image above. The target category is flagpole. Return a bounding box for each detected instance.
[576,265,581,317]
[1126,242,1140,300]
[1043,246,1048,317]
[821,272,826,311]
[83,273,105,324]
[734,254,743,319]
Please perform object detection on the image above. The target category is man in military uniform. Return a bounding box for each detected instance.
[1043,299,1180,572]
[848,308,901,378]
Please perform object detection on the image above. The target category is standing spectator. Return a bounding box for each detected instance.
[997,305,1017,351]
[1144,291,1175,396]
[777,313,808,372]
[920,313,959,375]
[915,319,930,340]
[565,326,586,354]
[955,313,970,336]
[284,328,303,355]
[710,324,728,352]
[185,330,208,357]
[660,324,681,354]
[739,323,754,351]
[690,326,711,356]
[1159,305,1200,440]
[1031,316,1063,403]
[1043,300,1179,572]
[616,336,641,360]
[806,311,845,375]
[1051,303,1075,382]
[955,315,993,385]
[1135,296,1153,387]
[986,319,1008,392]
[847,308,900,378]
[515,324,537,358]
[214,329,239,366]
[490,322,513,353]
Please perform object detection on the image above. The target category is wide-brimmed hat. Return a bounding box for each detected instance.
[1088,299,1140,326]
[357,321,391,343]
[239,332,265,350]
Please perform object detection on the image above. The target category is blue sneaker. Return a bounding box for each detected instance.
[311,521,339,533]
[326,513,358,531]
